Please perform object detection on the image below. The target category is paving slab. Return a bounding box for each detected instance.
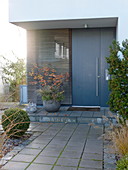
[65,145,84,151]
[27,163,52,170]
[10,154,35,162]
[60,151,82,159]
[45,147,62,152]
[67,142,85,147]
[79,159,103,169]
[25,142,46,149]
[53,166,77,170]
[39,150,61,157]
[81,111,94,117]
[82,153,103,161]
[78,168,102,170]
[3,161,29,170]
[19,148,42,155]
[84,148,103,155]
[33,155,57,164]
[56,157,79,167]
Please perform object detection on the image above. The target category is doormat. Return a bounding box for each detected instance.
[67,107,100,111]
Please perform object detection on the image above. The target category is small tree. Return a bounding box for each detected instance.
[1,55,26,102]
[106,40,128,120]
[29,65,69,102]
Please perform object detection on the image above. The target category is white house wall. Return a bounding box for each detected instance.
[9,0,128,43]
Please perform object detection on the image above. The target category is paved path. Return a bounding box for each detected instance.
[2,122,103,170]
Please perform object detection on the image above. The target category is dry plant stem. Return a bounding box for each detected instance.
[5,91,17,102]
[3,110,28,130]
[0,118,30,158]
[0,85,28,160]
[111,126,128,156]
[103,111,128,157]
[0,103,16,158]
[0,102,29,159]
[0,132,6,158]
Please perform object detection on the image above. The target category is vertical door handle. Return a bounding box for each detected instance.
[96,58,100,96]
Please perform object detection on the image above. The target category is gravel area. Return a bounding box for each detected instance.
[0,132,32,168]
[1,133,32,156]
[104,126,117,170]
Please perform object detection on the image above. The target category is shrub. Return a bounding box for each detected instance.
[2,108,30,137]
[39,86,64,102]
[106,40,128,120]
[29,66,69,102]
[116,154,128,170]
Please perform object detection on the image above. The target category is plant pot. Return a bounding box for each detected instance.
[43,100,61,112]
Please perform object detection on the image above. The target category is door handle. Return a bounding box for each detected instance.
[96,58,100,96]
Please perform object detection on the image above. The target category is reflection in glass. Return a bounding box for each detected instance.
[36,29,71,104]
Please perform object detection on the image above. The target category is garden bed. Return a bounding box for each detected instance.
[0,132,32,168]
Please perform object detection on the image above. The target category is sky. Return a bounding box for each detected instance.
[0,0,26,61]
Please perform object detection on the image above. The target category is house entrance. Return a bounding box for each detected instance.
[72,28,115,107]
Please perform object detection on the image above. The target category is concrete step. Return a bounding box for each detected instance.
[29,114,116,125]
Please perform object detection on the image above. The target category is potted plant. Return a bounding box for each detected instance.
[29,66,69,112]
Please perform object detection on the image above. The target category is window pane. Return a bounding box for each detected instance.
[35,29,71,105]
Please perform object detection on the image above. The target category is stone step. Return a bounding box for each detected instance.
[29,115,116,125]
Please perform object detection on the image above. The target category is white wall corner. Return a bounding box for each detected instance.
[116,16,128,45]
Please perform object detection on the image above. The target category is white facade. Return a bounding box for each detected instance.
[9,0,128,43]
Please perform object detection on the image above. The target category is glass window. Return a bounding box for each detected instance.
[35,29,71,104]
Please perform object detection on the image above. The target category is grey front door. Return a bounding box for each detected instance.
[72,28,115,106]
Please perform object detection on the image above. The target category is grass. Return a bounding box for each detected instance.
[111,126,128,156]
[104,112,128,157]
